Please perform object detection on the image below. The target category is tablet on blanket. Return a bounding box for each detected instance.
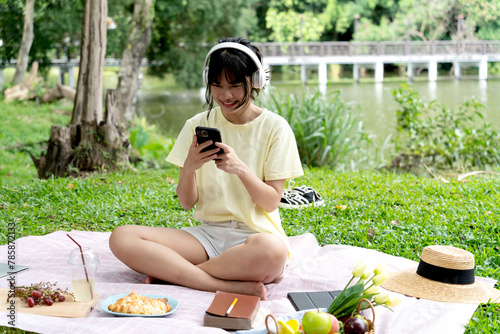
[287,290,341,311]
[0,263,29,279]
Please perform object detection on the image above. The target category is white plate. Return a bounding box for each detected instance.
[101,293,179,317]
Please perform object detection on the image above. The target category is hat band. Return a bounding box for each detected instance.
[416,259,475,285]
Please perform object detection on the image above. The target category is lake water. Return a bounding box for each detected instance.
[136,75,500,145]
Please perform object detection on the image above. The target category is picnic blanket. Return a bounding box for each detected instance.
[1,230,496,334]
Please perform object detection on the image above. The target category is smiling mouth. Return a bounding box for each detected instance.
[221,101,238,108]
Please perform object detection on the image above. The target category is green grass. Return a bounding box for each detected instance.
[0,99,72,182]
[0,99,499,333]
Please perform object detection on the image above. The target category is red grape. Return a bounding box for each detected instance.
[14,281,72,307]
[27,297,35,308]
[344,316,368,334]
[31,290,42,298]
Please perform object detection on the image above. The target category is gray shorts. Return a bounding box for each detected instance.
[182,220,256,259]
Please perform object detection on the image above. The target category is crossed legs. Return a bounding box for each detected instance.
[108,225,288,299]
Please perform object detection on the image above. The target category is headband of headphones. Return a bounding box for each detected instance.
[203,42,266,89]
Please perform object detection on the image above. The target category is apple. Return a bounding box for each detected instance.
[327,313,340,333]
[301,310,339,334]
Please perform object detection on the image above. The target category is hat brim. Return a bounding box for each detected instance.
[382,268,500,304]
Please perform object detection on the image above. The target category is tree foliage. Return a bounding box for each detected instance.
[0,0,26,62]
[355,0,500,42]
[262,0,500,43]
[0,0,84,76]
[146,0,258,89]
[0,0,133,76]
[2,0,500,87]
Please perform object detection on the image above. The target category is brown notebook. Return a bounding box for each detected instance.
[204,291,260,330]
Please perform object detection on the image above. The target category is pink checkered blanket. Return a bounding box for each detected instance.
[1,231,494,334]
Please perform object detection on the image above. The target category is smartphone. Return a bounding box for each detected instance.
[195,126,223,156]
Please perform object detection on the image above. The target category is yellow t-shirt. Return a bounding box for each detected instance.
[166,107,304,252]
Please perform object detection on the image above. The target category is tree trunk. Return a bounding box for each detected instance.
[32,0,130,179]
[116,0,154,123]
[11,0,35,85]
[71,0,106,125]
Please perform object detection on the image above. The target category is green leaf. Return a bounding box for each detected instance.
[142,143,164,151]
[327,281,365,316]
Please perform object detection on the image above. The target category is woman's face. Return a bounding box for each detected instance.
[210,70,250,117]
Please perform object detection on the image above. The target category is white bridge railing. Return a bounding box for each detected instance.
[2,40,500,85]
[254,40,500,58]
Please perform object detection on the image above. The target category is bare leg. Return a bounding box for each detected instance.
[197,233,288,283]
[109,225,272,298]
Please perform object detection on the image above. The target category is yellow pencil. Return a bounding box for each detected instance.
[225,298,238,316]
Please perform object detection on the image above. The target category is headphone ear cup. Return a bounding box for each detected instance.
[252,69,266,89]
[203,66,209,86]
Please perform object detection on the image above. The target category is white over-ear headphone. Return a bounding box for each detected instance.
[203,42,267,89]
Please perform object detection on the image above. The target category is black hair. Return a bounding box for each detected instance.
[204,37,266,116]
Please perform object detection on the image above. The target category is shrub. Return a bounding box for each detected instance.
[129,117,175,168]
[264,89,373,169]
[391,84,500,170]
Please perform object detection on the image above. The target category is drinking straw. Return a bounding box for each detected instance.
[67,234,94,299]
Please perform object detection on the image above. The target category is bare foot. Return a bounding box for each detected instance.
[145,274,267,299]
[223,281,268,300]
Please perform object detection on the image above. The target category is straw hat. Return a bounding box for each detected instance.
[382,245,500,304]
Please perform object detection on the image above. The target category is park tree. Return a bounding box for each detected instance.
[11,0,35,84]
[116,0,155,123]
[33,0,130,179]
[0,0,135,78]
[0,0,84,77]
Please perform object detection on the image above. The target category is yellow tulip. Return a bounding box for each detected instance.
[385,296,402,307]
[361,268,372,279]
[352,262,367,278]
[372,273,389,286]
[363,286,379,295]
[373,261,387,275]
[374,292,390,304]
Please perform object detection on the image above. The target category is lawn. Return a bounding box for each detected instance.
[1,99,499,333]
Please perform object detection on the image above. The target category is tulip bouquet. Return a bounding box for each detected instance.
[327,261,401,319]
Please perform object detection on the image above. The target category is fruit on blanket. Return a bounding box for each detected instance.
[26,297,35,308]
[353,314,368,325]
[302,310,337,334]
[9,281,73,307]
[278,319,300,334]
[343,316,368,334]
[31,290,42,299]
[327,314,340,333]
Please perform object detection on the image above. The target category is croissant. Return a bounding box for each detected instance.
[108,291,172,315]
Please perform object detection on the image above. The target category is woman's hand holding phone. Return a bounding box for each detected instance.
[212,142,247,176]
[183,135,221,172]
